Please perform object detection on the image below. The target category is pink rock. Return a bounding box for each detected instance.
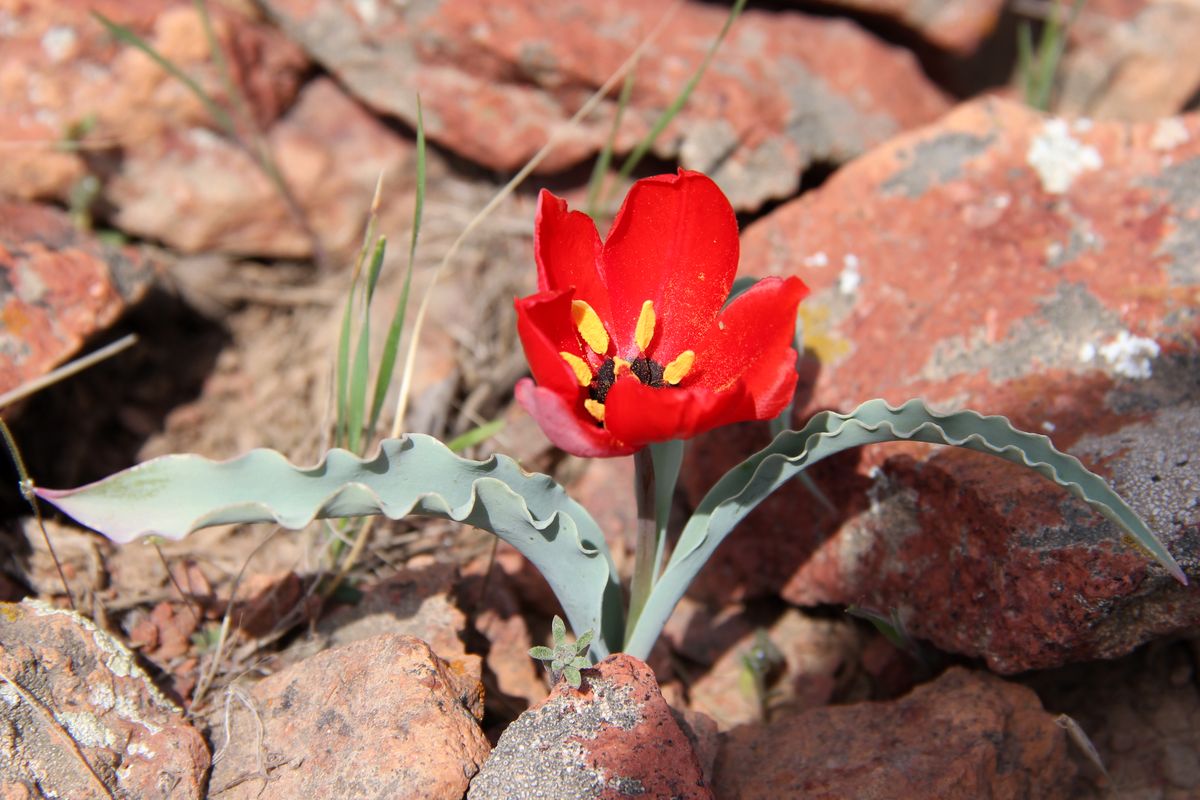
[1058,0,1200,120]
[788,0,1005,53]
[713,666,1074,799]
[0,202,155,396]
[0,0,307,202]
[0,599,209,799]
[209,633,489,800]
[706,97,1200,672]
[469,653,712,799]
[106,76,415,258]
[259,0,950,210]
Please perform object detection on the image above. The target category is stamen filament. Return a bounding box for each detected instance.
[635,300,656,352]
[663,350,695,385]
[560,351,593,386]
[571,300,610,355]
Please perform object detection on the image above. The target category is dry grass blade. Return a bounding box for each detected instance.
[2,418,76,611]
[614,0,747,187]
[0,334,137,411]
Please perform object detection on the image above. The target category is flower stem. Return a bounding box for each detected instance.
[625,448,657,643]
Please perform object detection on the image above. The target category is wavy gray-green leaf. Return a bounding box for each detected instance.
[623,398,1187,658]
[37,435,624,657]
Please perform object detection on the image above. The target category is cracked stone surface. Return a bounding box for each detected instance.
[208,633,488,800]
[469,653,712,799]
[714,666,1074,799]
[257,0,949,211]
[1,201,155,397]
[1058,0,1200,121]
[0,0,307,203]
[0,599,209,799]
[795,0,1006,53]
[686,97,1200,672]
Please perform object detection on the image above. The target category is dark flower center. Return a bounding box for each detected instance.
[588,359,617,404]
[587,356,666,404]
[629,357,666,388]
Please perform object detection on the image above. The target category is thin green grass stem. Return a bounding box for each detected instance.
[369,98,426,437]
[612,0,747,191]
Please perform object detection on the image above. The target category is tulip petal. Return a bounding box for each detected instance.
[604,375,755,445]
[515,378,636,458]
[535,190,612,321]
[515,290,588,396]
[601,170,738,358]
[691,276,809,416]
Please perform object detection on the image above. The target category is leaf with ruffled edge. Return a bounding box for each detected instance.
[623,398,1188,659]
[36,434,624,658]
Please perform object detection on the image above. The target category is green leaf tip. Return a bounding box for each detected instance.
[624,397,1187,658]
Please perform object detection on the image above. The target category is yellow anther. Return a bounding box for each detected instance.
[560,351,592,387]
[663,350,695,385]
[613,357,631,376]
[635,300,656,352]
[584,399,606,423]
[571,300,610,355]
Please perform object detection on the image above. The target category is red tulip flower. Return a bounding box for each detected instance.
[515,170,809,457]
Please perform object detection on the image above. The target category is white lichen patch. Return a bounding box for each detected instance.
[40,25,76,63]
[115,693,163,736]
[126,740,156,759]
[803,251,829,268]
[1028,119,1102,194]
[838,254,861,294]
[26,599,181,715]
[88,681,116,712]
[59,711,116,749]
[1150,118,1190,151]
[1080,331,1161,379]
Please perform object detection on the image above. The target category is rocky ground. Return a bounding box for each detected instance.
[1,1,1198,798]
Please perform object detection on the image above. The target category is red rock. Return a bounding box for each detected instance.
[230,569,301,638]
[0,599,209,799]
[209,633,489,800]
[135,600,198,661]
[0,202,155,397]
[259,0,949,211]
[1058,0,1200,120]
[106,76,415,258]
[713,666,1074,799]
[469,653,712,799]
[698,97,1200,673]
[791,0,1005,53]
[0,0,307,202]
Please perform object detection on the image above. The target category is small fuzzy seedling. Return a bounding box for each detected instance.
[529,615,593,689]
